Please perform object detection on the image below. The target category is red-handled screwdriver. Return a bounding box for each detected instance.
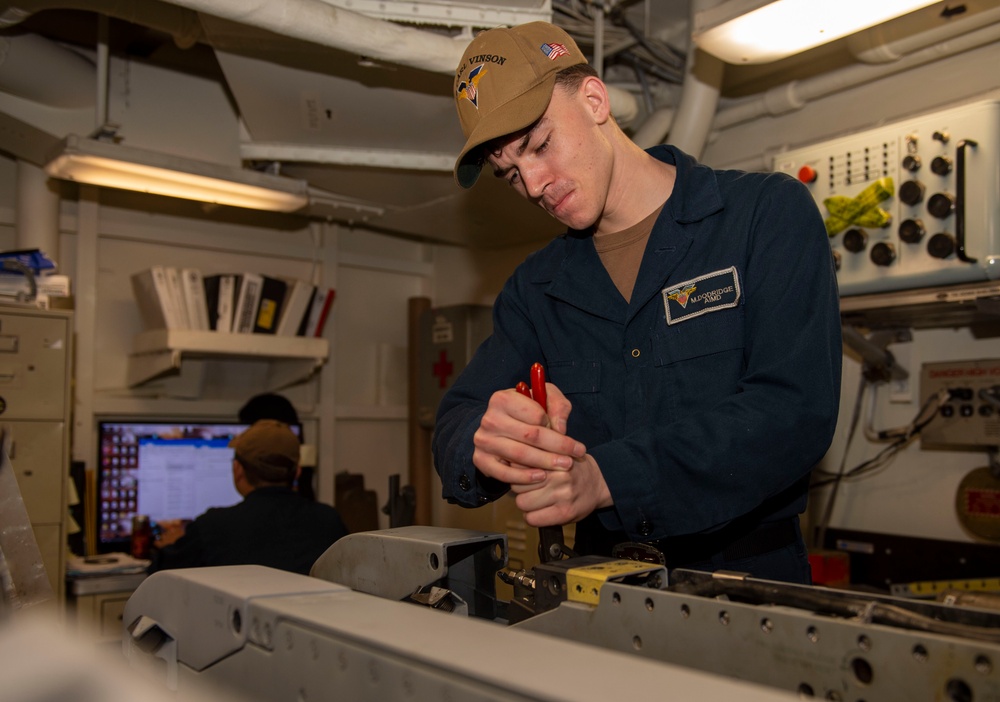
[530,362,547,411]
[515,362,566,564]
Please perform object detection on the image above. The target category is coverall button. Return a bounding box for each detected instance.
[631,348,640,357]
[459,474,472,491]
[638,520,653,536]
[477,496,490,505]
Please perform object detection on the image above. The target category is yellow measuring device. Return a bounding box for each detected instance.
[890,577,1000,599]
[565,559,666,605]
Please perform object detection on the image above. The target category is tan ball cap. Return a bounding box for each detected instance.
[453,21,587,189]
[230,419,300,479]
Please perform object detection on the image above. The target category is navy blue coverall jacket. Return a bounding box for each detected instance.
[433,145,841,562]
[147,486,349,575]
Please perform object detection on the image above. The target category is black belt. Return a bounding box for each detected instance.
[617,518,800,567]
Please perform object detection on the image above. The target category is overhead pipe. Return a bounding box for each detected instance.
[631,106,675,150]
[0,0,640,160]
[714,18,1000,130]
[592,3,604,78]
[0,0,207,48]
[15,160,60,258]
[649,0,724,159]
[847,3,1000,63]
[0,0,465,72]
[179,0,638,120]
[96,14,108,126]
[0,33,94,108]
[162,0,470,74]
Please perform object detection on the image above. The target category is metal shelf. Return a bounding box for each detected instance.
[127,329,329,390]
[840,280,1000,330]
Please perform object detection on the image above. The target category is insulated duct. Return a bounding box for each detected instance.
[714,11,1000,130]
[0,0,640,156]
[0,33,94,108]
[0,0,207,48]
[628,0,722,159]
[165,0,469,74]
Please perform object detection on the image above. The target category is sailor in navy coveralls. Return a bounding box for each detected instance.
[435,22,841,583]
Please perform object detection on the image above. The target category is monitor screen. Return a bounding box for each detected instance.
[95,420,301,553]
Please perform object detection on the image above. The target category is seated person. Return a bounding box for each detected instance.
[148,419,348,575]
[239,392,315,500]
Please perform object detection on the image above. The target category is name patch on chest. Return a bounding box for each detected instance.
[662,266,741,325]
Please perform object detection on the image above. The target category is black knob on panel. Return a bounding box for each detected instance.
[843,228,868,253]
[930,156,952,176]
[940,404,954,418]
[899,180,925,206]
[928,232,956,259]
[928,192,955,219]
[832,249,842,271]
[902,155,921,172]
[899,218,925,244]
[870,242,895,267]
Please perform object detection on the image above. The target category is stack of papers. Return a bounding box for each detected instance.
[66,552,150,577]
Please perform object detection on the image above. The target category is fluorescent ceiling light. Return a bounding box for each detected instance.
[44,135,309,212]
[693,0,942,64]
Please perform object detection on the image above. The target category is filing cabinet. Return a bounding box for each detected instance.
[0,305,73,603]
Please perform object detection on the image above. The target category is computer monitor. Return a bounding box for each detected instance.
[95,420,301,553]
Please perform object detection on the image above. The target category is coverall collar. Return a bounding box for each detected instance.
[542,146,725,322]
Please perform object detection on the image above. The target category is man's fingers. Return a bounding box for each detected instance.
[473,447,545,484]
[474,424,581,471]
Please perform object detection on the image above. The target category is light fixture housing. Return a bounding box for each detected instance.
[44,135,310,213]
[692,0,943,64]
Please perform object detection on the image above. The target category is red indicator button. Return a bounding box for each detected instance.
[798,165,818,184]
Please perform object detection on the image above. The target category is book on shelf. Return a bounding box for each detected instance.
[164,266,191,329]
[203,273,237,332]
[303,287,335,337]
[231,272,263,334]
[181,267,210,331]
[275,278,316,337]
[131,266,186,330]
[135,267,329,338]
[252,275,288,334]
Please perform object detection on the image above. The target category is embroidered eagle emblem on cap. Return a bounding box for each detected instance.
[666,285,697,308]
[457,64,487,109]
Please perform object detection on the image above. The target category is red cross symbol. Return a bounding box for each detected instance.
[433,350,454,389]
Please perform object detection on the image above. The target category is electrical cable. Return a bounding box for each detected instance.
[813,388,947,488]
[863,385,949,443]
[979,385,1000,410]
[811,385,950,545]
[813,372,868,548]
[553,0,686,84]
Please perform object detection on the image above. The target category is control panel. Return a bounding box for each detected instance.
[774,99,1000,296]
[920,358,1000,448]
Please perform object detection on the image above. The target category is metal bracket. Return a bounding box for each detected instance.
[842,325,912,384]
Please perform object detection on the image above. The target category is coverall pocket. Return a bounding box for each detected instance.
[547,359,600,393]
[652,306,745,366]
[546,360,609,443]
[651,308,746,416]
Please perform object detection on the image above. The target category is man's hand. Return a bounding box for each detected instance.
[153,519,187,548]
[510,453,613,527]
[472,382,586,486]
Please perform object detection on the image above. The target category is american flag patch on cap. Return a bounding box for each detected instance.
[541,42,569,60]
